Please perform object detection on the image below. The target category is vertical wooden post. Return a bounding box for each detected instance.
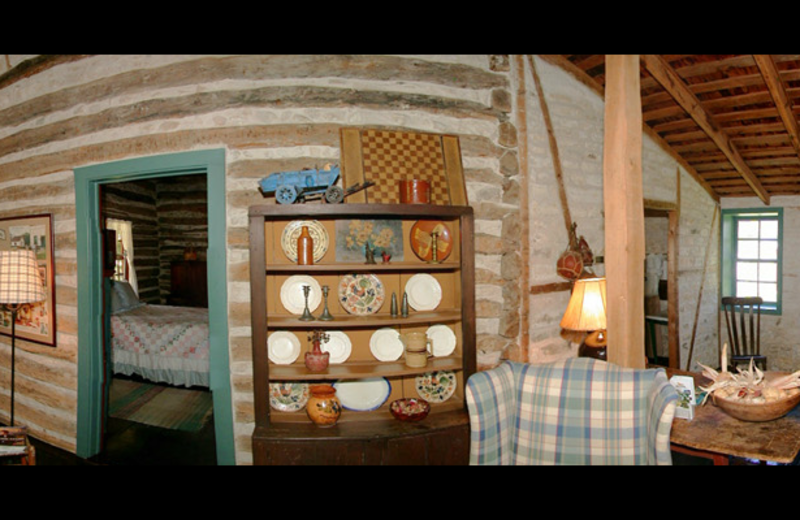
[603,55,645,368]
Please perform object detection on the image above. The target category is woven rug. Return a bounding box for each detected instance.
[109,378,213,432]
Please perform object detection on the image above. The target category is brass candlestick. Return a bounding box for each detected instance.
[319,285,334,321]
[300,285,315,321]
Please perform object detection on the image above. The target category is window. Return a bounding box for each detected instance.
[721,208,783,314]
[105,218,138,295]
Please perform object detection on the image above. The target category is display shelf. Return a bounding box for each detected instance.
[249,203,475,465]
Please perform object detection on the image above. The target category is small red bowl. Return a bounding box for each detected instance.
[390,398,430,422]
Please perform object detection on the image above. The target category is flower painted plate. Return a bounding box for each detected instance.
[267,331,301,364]
[281,220,329,263]
[334,377,392,411]
[410,220,453,262]
[415,371,457,403]
[338,273,385,315]
[426,324,457,357]
[405,273,442,311]
[280,275,322,315]
[369,328,404,362]
[321,330,352,364]
[269,382,309,412]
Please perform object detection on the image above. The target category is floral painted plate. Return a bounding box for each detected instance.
[281,220,329,263]
[415,371,457,403]
[338,273,385,315]
[269,382,309,412]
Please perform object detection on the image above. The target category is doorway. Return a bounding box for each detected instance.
[74,150,234,464]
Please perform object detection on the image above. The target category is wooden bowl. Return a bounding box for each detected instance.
[712,372,800,422]
[389,398,430,422]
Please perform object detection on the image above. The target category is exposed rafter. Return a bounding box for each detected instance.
[641,54,770,205]
[754,54,800,161]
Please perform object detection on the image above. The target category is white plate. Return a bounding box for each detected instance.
[369,328,404,361]
[426,324,457,357]
[321,331,352,364]
[268,331,301,364]
[334,377,391,411]
[405,273,442,311]
[280,275,322,315]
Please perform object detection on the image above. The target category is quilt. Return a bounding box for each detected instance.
[111,304,210,388]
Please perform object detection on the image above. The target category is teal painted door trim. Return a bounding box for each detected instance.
[74,149,235,464]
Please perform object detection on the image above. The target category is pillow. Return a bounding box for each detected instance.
[110,280,143,314]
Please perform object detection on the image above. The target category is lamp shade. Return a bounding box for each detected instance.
[0,250,46,305]
[560,277,607,331]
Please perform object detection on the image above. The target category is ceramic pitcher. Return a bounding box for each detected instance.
[401,332,433,368]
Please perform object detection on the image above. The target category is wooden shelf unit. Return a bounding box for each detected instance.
[248,203,475,465]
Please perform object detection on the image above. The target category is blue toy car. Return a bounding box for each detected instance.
[259,164,373,204]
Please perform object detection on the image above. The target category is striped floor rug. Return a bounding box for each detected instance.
[109,378,213,432]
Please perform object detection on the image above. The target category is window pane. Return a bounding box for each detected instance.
[738,220,759,239]
[760,282,777,303]
[760,262,778,283]
[760,240,778,260]
[737,262,759,281]
[737,281,758,297]
[738,240,759,259]
[761,220,778,239]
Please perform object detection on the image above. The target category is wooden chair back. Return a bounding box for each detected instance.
[721,296,766,370]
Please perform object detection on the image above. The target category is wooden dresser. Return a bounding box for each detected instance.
[169,260,208,307]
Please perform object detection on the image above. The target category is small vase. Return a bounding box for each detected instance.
[306,384,341,427]
[304,334,329,372]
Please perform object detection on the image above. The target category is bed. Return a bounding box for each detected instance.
[109,280,210,388]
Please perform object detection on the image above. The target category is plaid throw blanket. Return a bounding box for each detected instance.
[466,357,678,465]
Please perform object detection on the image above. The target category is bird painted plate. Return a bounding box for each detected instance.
[369,328,404,362]
[280,275,322,315]
[426,324,457,357]
[269,382,309,412]
[334,377,392,411]
[267,331,301,365]
[338,273,385,315]
[321,331,352,364]
[405,273,442,311]
[415,371,456,403]
[410,220,453,262]
[280,220,329,263]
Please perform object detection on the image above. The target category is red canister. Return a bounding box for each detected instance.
[399,179,431,204]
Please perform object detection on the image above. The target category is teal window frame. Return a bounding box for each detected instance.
[720,207,783,315]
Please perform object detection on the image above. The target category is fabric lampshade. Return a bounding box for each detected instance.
[0,250,46,305]
[560,277,607,331]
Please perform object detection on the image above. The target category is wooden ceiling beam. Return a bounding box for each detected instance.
[641,54,771,204]
[754,54,800,162]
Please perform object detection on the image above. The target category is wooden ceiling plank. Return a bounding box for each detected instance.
[641,54,771,204]
[754,54,800,160]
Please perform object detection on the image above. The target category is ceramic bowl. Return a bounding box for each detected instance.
[389,398,430,422]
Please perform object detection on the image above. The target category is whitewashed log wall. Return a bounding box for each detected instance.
[0,54,720,464]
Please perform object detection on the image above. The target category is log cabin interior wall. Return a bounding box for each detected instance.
[0,54,723,464]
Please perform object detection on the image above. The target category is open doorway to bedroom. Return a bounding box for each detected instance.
[98,174,215,464]
[74,149,234,465]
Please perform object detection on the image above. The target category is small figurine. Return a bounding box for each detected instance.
[381,250,392,264]
[365,245,377,264]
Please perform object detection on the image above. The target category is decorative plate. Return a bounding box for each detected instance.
[415,371,457,403]
[280,275,322,315]
[405,273,442,311]
[338,273,385,315]
[269,382,309,412]
[267,331,301,364]
[281,220,329,263]
[426,324,457,357]
[369,328,404,362]
[334,378,392,411]
[410,220,453,262]
[321,331,352,364]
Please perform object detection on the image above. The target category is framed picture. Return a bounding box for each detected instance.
[335,219,404,263]
[339,128,468,206]
[0,214,56,347]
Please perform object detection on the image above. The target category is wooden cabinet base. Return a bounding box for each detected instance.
[253,411,470,465]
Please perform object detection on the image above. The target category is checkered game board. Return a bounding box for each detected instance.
[359,129,450,204]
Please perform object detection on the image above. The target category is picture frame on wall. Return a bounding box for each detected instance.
[0,214,57,347]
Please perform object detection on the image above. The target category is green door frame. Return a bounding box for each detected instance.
[74,149,235,464]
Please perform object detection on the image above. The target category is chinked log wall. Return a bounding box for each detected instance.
[0,55,522,461]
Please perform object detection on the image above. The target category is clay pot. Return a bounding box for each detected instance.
[306,384,342,427]
[399,179,431,204]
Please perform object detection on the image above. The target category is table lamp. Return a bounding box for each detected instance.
[560,277,607,360]
[0,250,46,426]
